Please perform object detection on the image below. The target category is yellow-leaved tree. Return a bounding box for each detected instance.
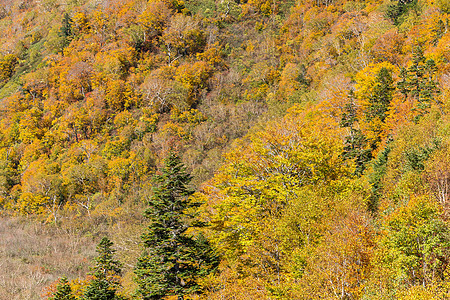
[198,105,361,298]
[354,62,396,154]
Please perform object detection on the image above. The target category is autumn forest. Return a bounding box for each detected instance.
[0,0,449,299]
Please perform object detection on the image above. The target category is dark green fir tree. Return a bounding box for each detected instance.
[365,67,394,123]
[49,277,75,300]
[135,153,218,300]
[368,143,391,214]
[340,90,373,175]
[401,44,442,118]
[83,237,124,300]
[59,13,73,49]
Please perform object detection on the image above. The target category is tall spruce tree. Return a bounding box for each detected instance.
[368,143,391,214]
[400,44,442,118]
[365,67,394,123]
[83,237,124,300]
[135,153,218,300]
[340,90,372,175]
[59,13,73,49]
[49,277,75,300]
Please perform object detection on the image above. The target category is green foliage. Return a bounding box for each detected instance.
[0,159,19,200]
[365,67,394,123]
[436,0,450,12]
[60,13,73,49]
[404,139,440,172]
[0,0,449,298]
[368,143,391,214]
[341,91,373,175]
[399,45,442,118]
[0,54,18,83]
[380,198,450,288]
[49,277,76,300]
[135,153,217,299]
[386,0,420,26]
[83,237,124,300]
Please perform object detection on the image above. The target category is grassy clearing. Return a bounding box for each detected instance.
[0,216,96,299]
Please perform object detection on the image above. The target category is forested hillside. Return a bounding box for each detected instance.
[0,0,449,298]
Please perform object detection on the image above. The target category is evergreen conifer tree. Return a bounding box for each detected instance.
[340,90,372,175]
[60,13,73,48]
[402,45,442,118]
[365,67,394,123]
[49,277,75,300]
[83,237,124,300]
[397,67,409,97]
[135,153,218,300]
[368,143,391,214]
[60,13,72,38]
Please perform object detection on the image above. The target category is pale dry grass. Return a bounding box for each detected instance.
[0,217,96,299]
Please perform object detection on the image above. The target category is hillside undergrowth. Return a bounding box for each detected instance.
[0,0,449,298]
